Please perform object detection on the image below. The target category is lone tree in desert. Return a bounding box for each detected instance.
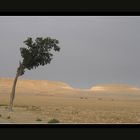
[9,37,60,111]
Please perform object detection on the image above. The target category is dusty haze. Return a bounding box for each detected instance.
[0,16,140,88]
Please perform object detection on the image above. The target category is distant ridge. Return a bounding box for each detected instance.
[0,78,74,95]
[1,78,140,94]
[90,84,140,93]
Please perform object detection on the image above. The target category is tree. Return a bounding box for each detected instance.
[9,37,60,111]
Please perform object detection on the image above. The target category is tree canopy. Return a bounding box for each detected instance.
[19,37,60,75]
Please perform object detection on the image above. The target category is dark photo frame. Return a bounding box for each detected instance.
[0,0,140,139]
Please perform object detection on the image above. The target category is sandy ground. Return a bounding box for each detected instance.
[1,78,140,124]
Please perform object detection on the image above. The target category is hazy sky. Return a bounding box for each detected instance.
[0,16,140,89]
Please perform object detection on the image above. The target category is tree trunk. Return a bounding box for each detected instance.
[9,72,19,112]
[9,62,24,111]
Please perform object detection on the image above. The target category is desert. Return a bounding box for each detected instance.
[0,78,140,124]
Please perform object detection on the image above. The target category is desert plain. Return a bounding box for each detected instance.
[0,78,140,124]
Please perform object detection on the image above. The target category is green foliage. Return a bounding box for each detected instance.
[48,118,60,123]
[36,118,42,121]
[20,37,60,71]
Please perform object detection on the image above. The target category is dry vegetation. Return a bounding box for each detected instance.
[0,78,140,124]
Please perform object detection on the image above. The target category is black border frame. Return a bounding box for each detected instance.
[1,2,140,138]
[0,11,140,16]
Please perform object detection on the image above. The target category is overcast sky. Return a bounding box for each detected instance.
[0,16,140,89]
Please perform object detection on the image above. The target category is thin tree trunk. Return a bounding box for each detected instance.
[9,72,19,111]
[9,62,24,112]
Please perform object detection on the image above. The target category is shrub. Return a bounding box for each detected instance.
[7,116,11,119]
[36,118,42,121]
[48,119,60,123]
